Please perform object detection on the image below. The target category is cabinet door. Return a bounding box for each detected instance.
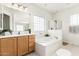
[28,35,35,53]
[18,36,28,56]
[0,39,1,56]
[1,37,17,56]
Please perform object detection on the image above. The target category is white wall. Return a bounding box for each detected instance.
[25,4,53,32]
[53,5,79,46]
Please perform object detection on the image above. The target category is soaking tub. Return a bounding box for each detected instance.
[35,37,62,56]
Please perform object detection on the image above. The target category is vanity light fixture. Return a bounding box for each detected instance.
[12,3,18,8]
[11,3,27,11]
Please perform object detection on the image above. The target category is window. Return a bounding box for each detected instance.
[16,24,24,31]
[70,14,79,26]
[34,16,45,32]
[70,14,79,33]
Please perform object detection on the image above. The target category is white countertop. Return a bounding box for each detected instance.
[0,33,35,38]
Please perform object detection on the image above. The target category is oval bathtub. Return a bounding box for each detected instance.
[35,37,62,56]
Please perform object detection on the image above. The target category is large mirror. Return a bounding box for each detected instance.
[0,13,2,30]
[0,4,31,35]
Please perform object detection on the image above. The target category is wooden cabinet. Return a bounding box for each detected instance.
[18,36,28,56]
[0,37,17,56]
[28,35,35,53]
[0,35,35,56]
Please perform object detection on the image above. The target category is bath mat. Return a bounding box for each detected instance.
[63,42,69,46]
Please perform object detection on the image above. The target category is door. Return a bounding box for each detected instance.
[1,37,17,56]
[18,36,28,56]
[28,35,35,53]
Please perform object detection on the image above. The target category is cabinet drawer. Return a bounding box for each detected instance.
[18,36,28,39]
[29,39,35,42]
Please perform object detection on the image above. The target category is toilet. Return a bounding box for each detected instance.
[56,48,71,56]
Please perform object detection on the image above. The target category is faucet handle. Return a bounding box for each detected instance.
[54,36,58,39]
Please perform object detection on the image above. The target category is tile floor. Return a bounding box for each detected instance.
[62,44,79,56]
[27,44,79,56]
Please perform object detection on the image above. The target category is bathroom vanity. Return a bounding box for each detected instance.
[0,5,35,56]
[0,34,35,56]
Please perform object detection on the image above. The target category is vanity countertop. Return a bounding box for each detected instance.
[0,33,35,38]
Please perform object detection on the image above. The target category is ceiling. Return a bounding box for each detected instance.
[35,3,79,14]
[3,3,79,14]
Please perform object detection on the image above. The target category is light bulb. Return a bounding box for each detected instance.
[13,3,18,7]
[23,6,28,11]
